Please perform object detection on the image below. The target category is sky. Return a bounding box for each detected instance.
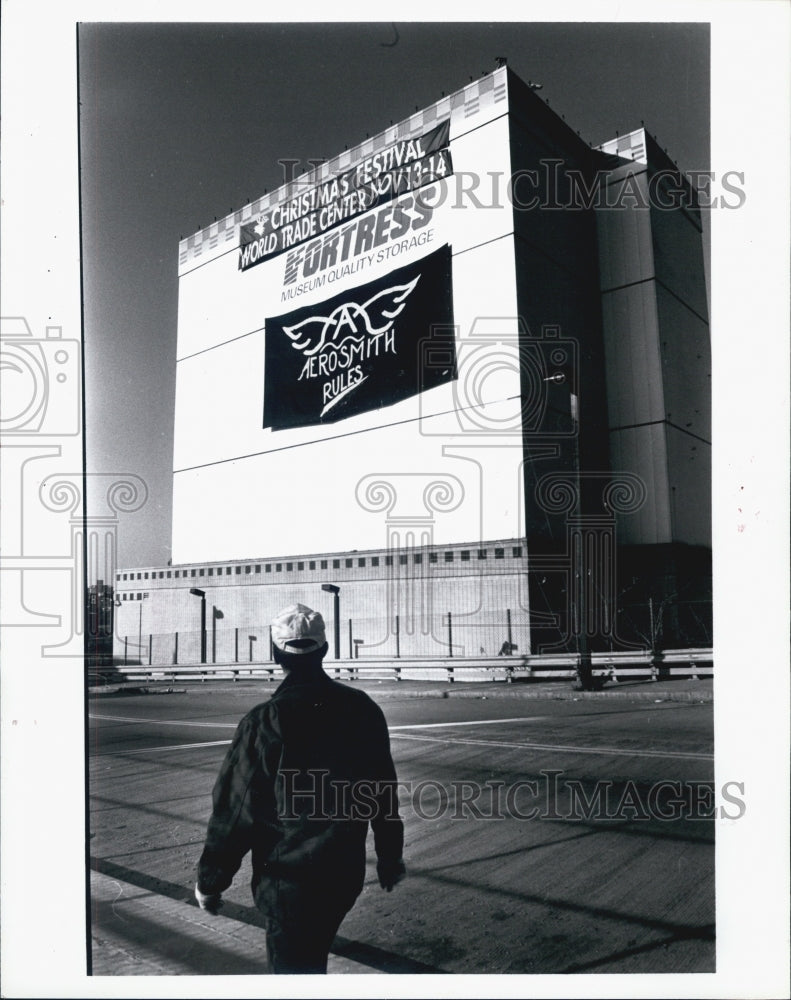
[78,20,711,570]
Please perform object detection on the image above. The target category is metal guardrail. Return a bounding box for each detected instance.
[88,649,713,687]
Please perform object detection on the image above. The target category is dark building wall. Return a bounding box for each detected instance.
[506,70,611,550]
[505,70,615,655]
[616,543,712,650]
[593,134,711,645]
[503,85,711,651]
[594,134,711,549]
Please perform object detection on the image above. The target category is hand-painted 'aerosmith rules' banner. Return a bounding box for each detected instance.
[241,120,451,271]
[263,245,455,431]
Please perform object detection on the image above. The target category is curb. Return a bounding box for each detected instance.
[89,680,712,704]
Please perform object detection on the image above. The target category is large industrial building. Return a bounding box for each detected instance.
[114,66,711,665]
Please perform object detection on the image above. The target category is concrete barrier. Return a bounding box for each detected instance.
[88,649,712,687]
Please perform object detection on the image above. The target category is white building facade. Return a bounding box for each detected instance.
[114,67,711,664]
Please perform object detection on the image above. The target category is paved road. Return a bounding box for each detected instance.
[88,681,714,975]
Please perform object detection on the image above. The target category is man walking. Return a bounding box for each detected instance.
[195,603,405,973]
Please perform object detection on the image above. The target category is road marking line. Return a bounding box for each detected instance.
[91,713,547,730]
[389,717,546,730]
[92,739,232,757]
[390,732,713,761]
[89,713,235,728]
[89,715,711,762]
[91,732,711,762]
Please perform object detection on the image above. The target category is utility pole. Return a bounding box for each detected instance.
[544,370,593,690]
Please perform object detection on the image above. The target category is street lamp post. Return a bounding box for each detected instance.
[137,595,148,664]
[106,594,124,669]
[570,390,593,692]
[321,584,340,660]
[543,370,593,690]
[211,606,224,664]
[190,588,207,665]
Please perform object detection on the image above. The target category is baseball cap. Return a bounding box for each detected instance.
[271,603,327,655]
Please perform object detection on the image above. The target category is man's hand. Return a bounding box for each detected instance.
[377,858,406,892]
[195,883,223,914]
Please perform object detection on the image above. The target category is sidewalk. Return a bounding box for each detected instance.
[90,675,713,703]
[90,868,383,976]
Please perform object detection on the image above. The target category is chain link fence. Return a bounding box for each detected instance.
[113,609,533,666]
[111,601,711,668]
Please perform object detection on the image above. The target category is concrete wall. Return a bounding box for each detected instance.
[114,537,532,662]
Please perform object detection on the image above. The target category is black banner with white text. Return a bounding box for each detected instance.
[241,120,452,270]
[263,244,455,430]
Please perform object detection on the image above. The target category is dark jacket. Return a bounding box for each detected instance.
[197,668,404,918]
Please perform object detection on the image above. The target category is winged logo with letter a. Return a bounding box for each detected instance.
[283,276,420,358]
[262,244,454,432]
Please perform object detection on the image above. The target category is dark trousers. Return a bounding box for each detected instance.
[265,906,351,974]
